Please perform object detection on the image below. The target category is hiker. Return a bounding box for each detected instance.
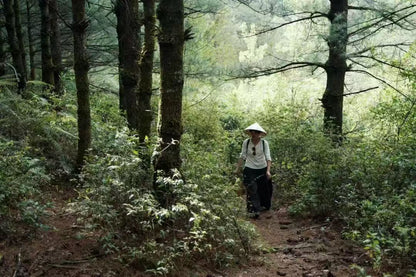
[235,122,272,219]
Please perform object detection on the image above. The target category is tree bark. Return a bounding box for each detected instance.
[14,0,27,79]
[115,0,141,130]
[3,0,27,91]
[0,28,5,76]
[39,0,54,86]
[49,0,63,94]
[138,0,156,142]
[154,0,184,173]
[71,0,91,171]
[26,0,36,80]
[322,0,348,137]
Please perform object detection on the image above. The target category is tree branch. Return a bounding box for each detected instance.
[250,13,327,37]
[349,55,407,71]
[343,86,379,97]
[234,0,270,15]
[348,58,371,69]
[348,43,411,57]
[228,61,325,79]
[348,5,380,12]
[397,99,416,138]
[349,6,416,43]
[349,69,411,100]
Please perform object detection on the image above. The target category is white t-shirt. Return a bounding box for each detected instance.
[239,139,272,169]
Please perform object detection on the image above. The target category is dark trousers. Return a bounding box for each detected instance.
[243,167,271,213]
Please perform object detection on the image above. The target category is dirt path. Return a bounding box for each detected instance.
[0,189,371,277]
[224,208,371,277]
[0,188,119,277]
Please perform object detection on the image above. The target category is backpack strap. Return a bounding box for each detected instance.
[246,139,267,159]
[245,138,250,154]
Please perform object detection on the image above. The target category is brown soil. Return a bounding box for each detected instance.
[0,189,373,277]
[222,208,372,277]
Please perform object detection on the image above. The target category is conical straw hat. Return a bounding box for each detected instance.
[244,122,267,136]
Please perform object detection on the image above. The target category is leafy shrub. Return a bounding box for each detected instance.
[71,101,257,275]
[0,139,50,237]
[0,89,71,236]
[256,99,326,206]
[279,89,416,274]
[0,89,77,175]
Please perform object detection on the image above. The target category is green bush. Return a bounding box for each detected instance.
[0,90,77,175]
[0,139,50,237]
[0,89,69,236]
[257,99,326,205]
[278,89,416,274]
[71,97,257,275]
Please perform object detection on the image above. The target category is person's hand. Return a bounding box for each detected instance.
[234,168,241,176]
[266,171,271,180]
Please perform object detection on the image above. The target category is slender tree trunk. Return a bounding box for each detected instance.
[26,0,36,80]
[14,0,27,79]
[39,0,54,86]
[138,0,156,142]
[322,0,348,137]
[71,0,91,171]
[154,0,184,174]
[0,29,5,76]
[49,0,63,94]
[4,0,26,91]
[115,0,141,130]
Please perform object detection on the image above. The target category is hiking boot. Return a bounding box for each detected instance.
[259,206,270,212]
[248,212,260,219]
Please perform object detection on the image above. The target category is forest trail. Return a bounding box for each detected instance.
[0,188,371,277]
[224,208,371,277]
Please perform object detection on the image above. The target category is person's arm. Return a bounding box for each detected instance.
[266,160,272,179]
[235,140,247,174]
[264,140,272,179]
[235,158,244,174]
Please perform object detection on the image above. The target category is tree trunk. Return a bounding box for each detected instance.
[115,0,141,130]
[72,0,91,171]
[3,0,26,91]
[138,0,156,142]
[26,0,36,80]
[322,0,348,137]
[14,0,27,79]
[39,0,54,86]
[0,28,5,76]
[154,0,184,173]
[49,0,63,94]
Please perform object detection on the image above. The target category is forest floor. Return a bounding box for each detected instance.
[0,187,374,277]
[222,208,373,277]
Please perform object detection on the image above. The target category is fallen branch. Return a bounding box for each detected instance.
[12,252,22,277]
[299,223,329,232]
[28,250,41,273]
[47,263,89,269]
[59,256,100,264]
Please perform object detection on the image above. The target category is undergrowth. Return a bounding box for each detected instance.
[0,87,74,238]
[70,95,258,275]
[1,79,416,276]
